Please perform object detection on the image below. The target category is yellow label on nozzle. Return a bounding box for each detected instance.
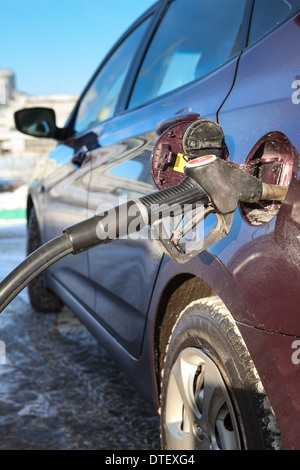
[173,153,188,173]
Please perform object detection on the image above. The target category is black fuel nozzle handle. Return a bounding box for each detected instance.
[64,176,209,255]
[0,177,209,313]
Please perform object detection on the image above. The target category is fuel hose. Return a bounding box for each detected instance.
[0,156,287,314]
[0,177,208,314]
[0,234,73,313]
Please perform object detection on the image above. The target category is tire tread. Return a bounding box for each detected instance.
[160,295,282,450]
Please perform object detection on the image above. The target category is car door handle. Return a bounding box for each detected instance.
[155,111,200,136]
[71,148,88,166]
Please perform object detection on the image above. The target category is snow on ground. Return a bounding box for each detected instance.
[0,184,28,304]
[0,220,28,305]
[0,184,28,211]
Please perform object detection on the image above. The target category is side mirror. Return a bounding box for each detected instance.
[14,107,58,139]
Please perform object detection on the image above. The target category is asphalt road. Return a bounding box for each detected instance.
[0,221,160,450]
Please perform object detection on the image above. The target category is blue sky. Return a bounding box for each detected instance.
[1,0,154,96]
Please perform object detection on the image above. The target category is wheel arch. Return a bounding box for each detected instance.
[153,273,217,394]
[26,194,33,224]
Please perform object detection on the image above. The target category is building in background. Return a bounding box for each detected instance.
[0,69,77,157]
[0,69,15,105]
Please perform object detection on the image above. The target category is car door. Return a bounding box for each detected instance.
[40,6,156,313]
[86,0,251,357]
[38,130,103,314]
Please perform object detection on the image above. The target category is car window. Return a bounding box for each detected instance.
[74,16,152,133]
[248,0,300,46]
[128,0,247,110]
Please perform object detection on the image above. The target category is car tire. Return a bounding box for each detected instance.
[160,296,282,450]
[27,207,63,313]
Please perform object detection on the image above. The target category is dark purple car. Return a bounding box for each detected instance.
[14,0,300,450]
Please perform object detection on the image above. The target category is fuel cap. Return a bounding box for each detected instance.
[182,119,226,158]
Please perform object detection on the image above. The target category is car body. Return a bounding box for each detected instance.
[15,0,300,450]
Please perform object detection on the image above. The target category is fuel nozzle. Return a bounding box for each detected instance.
[184,153,288,213]
[185,154,260,213]
[149,153,288,264]
[148,117,289,263]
